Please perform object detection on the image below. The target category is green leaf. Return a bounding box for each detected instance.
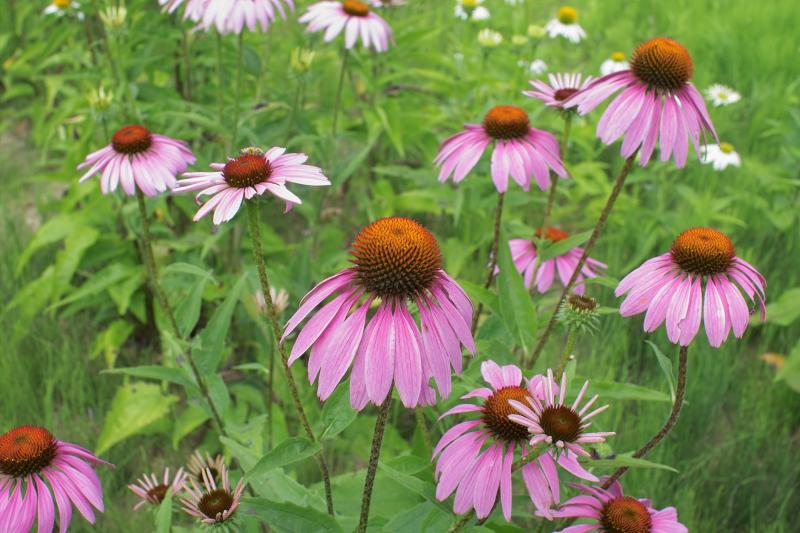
[193,272,248,375]
[15,214,82,275]
[162,262,216,281]
[102,365,192,388]
[645,341,676,400]
[377,462,448,512]
[320,385,357,440]
[776,340,800,393]
[587,380,672,403]
[496,228,537,351]
[246,438,322,482]
[175,276,208,338]
[535,230,593,261]
[155,488,173,533]
[583,453,679,473]
[90,319,135,368]
[172,403,210,449]
[96,382,177,455]
[762,287,800,326]
[242,498,343,533]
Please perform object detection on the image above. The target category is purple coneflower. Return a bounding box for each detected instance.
[180,464,245,526]
[615,227,766,347]
[160,0,294,34]
[551,479,688,533]
[283,217,475,409]
[78,125,195,196]
[525,73,594,109]
[509,227,607,294]
[300,1,394,52]
[434,106,567,192]
[564,37,718,168]
[128,467,187,511]
[0,425,112,533]
[173,147,330,224]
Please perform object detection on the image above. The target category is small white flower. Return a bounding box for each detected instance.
[528,59,548,74]
[600,51,629,75]
[477,29,503,48]
[43,0,84,20]
[546,6,585,43]
[455,0,490,21]
[701,143,741,171]
[705,84,742,107]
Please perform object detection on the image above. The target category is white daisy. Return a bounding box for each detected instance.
[705,84,742,107]
[545,6,585,43]
[455,0,490,21]
[43,0,84,20]
[600,51,629,75]
[701,143,741,171]
[527,59,548,74]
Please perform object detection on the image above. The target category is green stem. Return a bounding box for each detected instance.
[332,48,350,136]
[527,151,638,367]
[135,190,227,436]
[215,31,224,131]
[415,407,432,453]
[230,32,244,153]
[245,201,335,516]
[603,344,689,488]
[471,192,505,335]
[357,399,392,533]
[555,327,577,380]
[182,29,193,100]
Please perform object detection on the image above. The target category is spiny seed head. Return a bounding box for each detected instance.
[112,125,152,154]
[670,227,735,275]
[535,226,569,242]
[482,106,531,140]
[198,488,234,520]
[0,426,58,478]
[342,0,370,16]
[223,154,271,189]
[557,6,578,24]
[601,496,653,533]
[351,217,442,299]
[482,386,531,442]
[540,405,582,443]
[631,37,693,92]
[569,294,597,312]
[559,295,600,333]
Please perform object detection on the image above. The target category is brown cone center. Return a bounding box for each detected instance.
[343,0,370,16]
[670,227,735,275]
[198,488,234,520]
[112,125,153,154]
[0,426,58,478]
[482,386,531,442]
[554,88,579,101]
[601,496,653,533]
[568,294,597,312]
[351,217,442,299]
[483,106,531,140]
[535,226,569,242]
[540,405,582,443]
[147,484,170,504]
[223,155,272,189]
[630,37,693,91]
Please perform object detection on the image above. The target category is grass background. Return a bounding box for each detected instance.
[1,0,799,531]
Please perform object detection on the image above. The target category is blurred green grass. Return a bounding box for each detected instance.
[1,0,799,531]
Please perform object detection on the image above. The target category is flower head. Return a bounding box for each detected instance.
[546,6,586,43]
[160,0,294,34]
[128,467,187,511]
[615,227,766,347]
[433,361,566,520]
[704,84,741,107]
[701,142,741,171]
[44,0,84,19]
[525,73,595,109]
[186,451,225,482]
[0,425,112,532]
[564,37,718,168]
[300,1,393,52]
[180,464,245,526]
[282,217,475,409]
[477,29,503,48]
[174,146,330,224]
[77,125,195,196]
[601,51,629,75]
[527,58,548,74]
[435,106,566,193]
[551,479,688,533]
[508,228,607,294]
[558,294,601,333]
[455,0,490,21]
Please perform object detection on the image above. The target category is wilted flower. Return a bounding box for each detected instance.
[477,29,503,48]
[290,47,315,74]
[0,425,112,532]
[616,227,766,347]
[99,4,127,29]
[600,51,629,75]
[255,287,289,315]
[128,468,187,510]
[87,85,114,111]
[701,142,741,170]
[704,84,741,107]
[545,6,586,43]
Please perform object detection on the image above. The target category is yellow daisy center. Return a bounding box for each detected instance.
[557,6,578,24]
[719,142,735,154]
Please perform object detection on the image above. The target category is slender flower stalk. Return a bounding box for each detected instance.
[245,201,335,515]
[555,326,578,380]
[357,399,392,533]
[603,344,689,488]
[332,48,350,135]
[471,191,504,333]
[230,32,245,153]
[135,190,228,436]
[215,31,224,131]
[528,151,638,366]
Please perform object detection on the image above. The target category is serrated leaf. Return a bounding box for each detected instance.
[246,437,322,482]
[96,382,177,455]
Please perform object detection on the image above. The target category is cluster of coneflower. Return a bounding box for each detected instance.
[1,2,767,532]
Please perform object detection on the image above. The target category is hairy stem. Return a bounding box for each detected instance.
[554,327,578,381]
[245,201,335,515]
[135,190,227,435]
[527,151,638,367]
[471,192,505,334]
[603,344,689,488]
[230,32,244,153]
[215,31,224,133]
[415,407,433,453]
[357,399,392,533]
